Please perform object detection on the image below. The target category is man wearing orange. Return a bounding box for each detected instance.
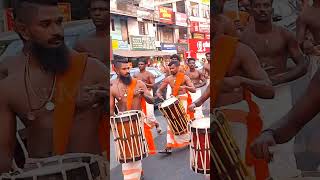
[156,60,196,154]
[110,58,156,180]
[188,3,275,178]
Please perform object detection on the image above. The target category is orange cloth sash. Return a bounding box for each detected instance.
[172,72,194,119]
[53,53,87,155]
[212,35,270,180]
[127,78,156,155]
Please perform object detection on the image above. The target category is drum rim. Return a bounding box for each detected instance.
[159,97,179,108]
[118,153,147,163]
[111,111,143,123]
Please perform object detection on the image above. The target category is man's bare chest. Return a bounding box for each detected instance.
[187,71,200,80]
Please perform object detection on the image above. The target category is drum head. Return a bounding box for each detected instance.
[160,97,178,108]
[191,118,210,133]
[112,111,142,123]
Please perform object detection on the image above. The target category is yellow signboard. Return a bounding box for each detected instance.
[58,3,71,22]
[201,0,210,5]
[112,39,119,50]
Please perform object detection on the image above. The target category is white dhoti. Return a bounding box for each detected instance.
[253,83,300,178]
[190,88,204,119]
[122,160,142,180]
[145,89,159,127]
[166,93,190,148]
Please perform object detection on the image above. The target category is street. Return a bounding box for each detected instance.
[110,86,210,180]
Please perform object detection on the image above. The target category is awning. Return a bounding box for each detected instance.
[113,49,174,57]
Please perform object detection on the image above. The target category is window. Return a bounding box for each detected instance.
[176,1,186,13]
[190,2,199,17]
[179,28,187,39]
[202,5,210,19]
[138,22,148,35]
[111,19,115,31]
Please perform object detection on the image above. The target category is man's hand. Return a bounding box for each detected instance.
[221,76,242,92]
[85,84,108,101]
[302,40,314,55]
[179,85,186,91]
[135,88,144,96]
[270,73,286,86]
[188,103,196,113]
[250,131,276,162]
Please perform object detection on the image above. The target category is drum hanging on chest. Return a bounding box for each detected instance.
[110,110,148,163]
[211,110,252,180]
[0,153,108,180]
[190,117,210,175]
[159,97,189,135]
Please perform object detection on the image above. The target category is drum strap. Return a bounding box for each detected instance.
[127,78,157,155]
[172,72,194,119]
[211,35,270,179]
[53,53,87,155]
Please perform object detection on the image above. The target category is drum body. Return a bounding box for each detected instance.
[190,118,210,174]
[0,153,108,180]
[110,110,148,163]
[211,110,252,180]
[159,97,189,135]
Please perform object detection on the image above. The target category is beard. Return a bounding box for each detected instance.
[31,42,70,74]
[119,74,132,85]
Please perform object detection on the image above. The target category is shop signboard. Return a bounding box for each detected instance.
[205,33,210,39]
[112,39,119,50]
[188,39,210,58]
[190,21,199,33]
[192,33,205,39]
[159,6,174,24]
[161,43,177,51]
[178,39,188,44]
[199,22,210,33]
[58,3,72,22]
[175,12,187,27]
[130,35,156,50]
[118,41,129,50]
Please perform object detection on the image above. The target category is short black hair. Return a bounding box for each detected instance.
[187,58,196,63]
[170,54,180,61]
[138,58,147,64]
[14,0,59,24]
[249,0,273,5]
[168,60,180,67]
[114,57,128,68]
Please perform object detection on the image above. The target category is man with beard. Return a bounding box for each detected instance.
[203,52,210,79]
[133,59,162,134]
[156,60,196,154]
[110,58,155,180]
[185,58,206,119]
[0,0,109,177]
[74,0,108,63]
[188,8,274,178]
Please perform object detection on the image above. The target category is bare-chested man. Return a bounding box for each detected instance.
[156,60,196,154]
[74,0,108,63]
[240,0,308,176]
[110,58,154,180]
[185,58,206,118]
[203,52,210,79]
[0,0,108,177]
[133,59,162,134]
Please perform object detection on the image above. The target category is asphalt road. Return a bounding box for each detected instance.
[110,86,210,180]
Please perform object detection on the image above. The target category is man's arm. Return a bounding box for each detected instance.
[156,78,169,99]
[145,72,155,89]
[183,75,196,93]
[270,70,320,144]
[194,86,210,107]
[0,85,16,173]
[195,70,207,88]
[296,14,307,45]
[110,88,115,116]
[269,29,308,85]
[138,81,154,104]
[237,43,275,99]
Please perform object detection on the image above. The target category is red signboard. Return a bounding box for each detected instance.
[205,33,210,39]
[190,21,199,33]
[175,12,187,27]
[159,6,174,24]
[178,39,188,44]
[4,8,14,32]
[187,39,210,58]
